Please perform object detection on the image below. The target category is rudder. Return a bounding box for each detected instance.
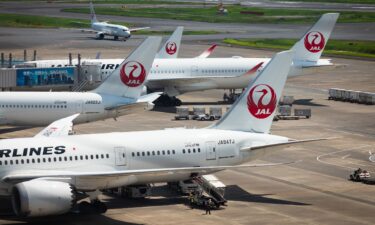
[92,36,162,99]
[291,13,339,62]
[210,51,294,133]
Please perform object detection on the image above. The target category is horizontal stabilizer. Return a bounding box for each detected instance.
[105,92,161,114]
[240,138,335,160]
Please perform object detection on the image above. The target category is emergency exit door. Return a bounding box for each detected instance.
[205,141,217,160]
[114,146,127,166]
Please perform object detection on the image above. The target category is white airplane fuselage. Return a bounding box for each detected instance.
[92,22,131,39]
[0,129,288,195]
[29,57,330,95]
[0,92,132,126]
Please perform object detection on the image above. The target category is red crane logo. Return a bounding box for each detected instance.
[304,31,325,53]
[120,61,146,87]
[247,84,277,119]
[165,41,177,55]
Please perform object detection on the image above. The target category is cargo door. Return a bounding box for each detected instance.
[205,141,217,161]
[114,146,127,166]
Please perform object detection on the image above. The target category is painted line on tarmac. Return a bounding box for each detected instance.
[316,145,374,173]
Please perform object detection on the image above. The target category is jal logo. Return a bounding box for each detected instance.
[247,84,277,119]
[304,31,325,53]
[120,61,146,87]
[165,41,177,55]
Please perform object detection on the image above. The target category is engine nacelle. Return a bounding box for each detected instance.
[96,32,105,39]
[12,180,76,217]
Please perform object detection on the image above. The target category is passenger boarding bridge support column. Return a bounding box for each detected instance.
[33,50,37,61]
[1,53,4,67]
[8,53,12,68]
[69,53,72,66]
[23,49,27,61]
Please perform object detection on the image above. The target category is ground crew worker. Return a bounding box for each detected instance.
[188,192,194,209]
[205,198,212,215]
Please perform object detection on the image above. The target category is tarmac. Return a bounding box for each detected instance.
[0,6,374,224]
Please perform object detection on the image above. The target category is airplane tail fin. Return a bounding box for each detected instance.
[92,36,162,99]
[291,13,339,63]
[90,2,98,24]
[210,51,294,133]
[156,26,183,58]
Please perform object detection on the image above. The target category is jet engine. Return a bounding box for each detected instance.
[11,180,76,217]
[96,32,105,39]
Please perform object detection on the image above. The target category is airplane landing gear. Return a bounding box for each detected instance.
[154,94,182,107]
[114,36,119,40]
[78,200,107,214]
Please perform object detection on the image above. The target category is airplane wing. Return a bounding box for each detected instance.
[129,27,150,32]
[34,114,80,138]
[2,161,297,184]
[196,44,217,58]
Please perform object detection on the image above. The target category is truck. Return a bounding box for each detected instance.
[209,107,222,120]
[279,96,294,106]
[191,107,206,120]
[294,108,311,118]
[175,107,189,120]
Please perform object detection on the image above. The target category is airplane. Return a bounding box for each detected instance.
[82,2,150,41]
[28,13,339,106]
[0,50,329,217]
[0,37,162,126]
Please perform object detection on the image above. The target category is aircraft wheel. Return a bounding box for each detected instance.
[92,200,107,214]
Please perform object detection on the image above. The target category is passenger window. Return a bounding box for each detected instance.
[193,149,196,153]
[32,159,35,163]
[188,149,191,153]
[42,158,46,163]
[10,160,13,165]
[152,151,155,155]
[70,156,73,161]
[26,159,30,163]
[75,156,78,160]
[183,149,185,154]
[162,150,165,155]
[90,155,94,159]
[167,150,170,155]
[142,152,145,156]
[172,150,175,154]
[15,160,19,164]
[157,151,160,155]
[80,156,83,160]
[137,152,140,157]
[198,148,200,152]
[96,155,99,159]
[101,154,104,159]
[106,154,109,158]
[147,151,150,156]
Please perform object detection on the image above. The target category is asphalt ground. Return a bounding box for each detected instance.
[0,26,374,224]
[0,2,374,41]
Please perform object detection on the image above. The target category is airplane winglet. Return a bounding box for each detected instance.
[196,44,217,58]
[35,114,80,138]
